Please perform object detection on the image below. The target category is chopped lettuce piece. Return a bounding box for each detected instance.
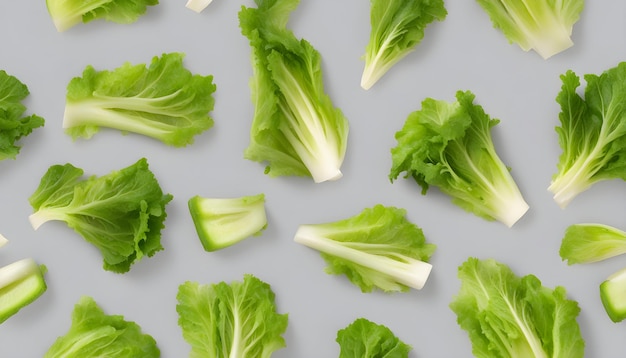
[176,274,288,358]
[186,0,213,13]
[390,90,528,227]
[239,0,349,183]
[361,0,447,89]
[0,258,47,324]
[294,204,435,292]
[188,194,267,252]
[0,234,7,248]
[336,318,412,358]
[560,223,626,265]
[600,267,626,323]
[450,257,585,358]
[45,296,160,357]
[63,52,216,147]
[28,158,173,273]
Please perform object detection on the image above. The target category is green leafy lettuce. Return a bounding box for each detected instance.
[0,70,44,161]
[45,296,160,357]
[46,0,159,32]
[63,52,216,147]
[560,223,626,264]
[336,318,412,358]
[361,0,447,90]
[294,204,435,293]
[176,274,288,358]
[549,62,626,208]
[476,0,584,59]
[239,0,349,183]
[450,257,584,358]
[28,158,173,273]
[390,90,528,227]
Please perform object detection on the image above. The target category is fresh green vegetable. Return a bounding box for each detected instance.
[361,0,447,90]
[560,223,626,264]
[45,296,160,357]
[186,0,213,13]
[0,258,47,324]
[46,0,159,32]
[176,274,288,358]
[600,267,626,323]
[28,158,173,273]
[336,317,412,358]
[294,204,435,292]
[0,70,44,161]
[390,90,528,227]
[63,52,216,147]
[239,0,349,183]
[188,194,267,252]
[549,63,626,208]
[450,257,584,358]
[475,0,584,59]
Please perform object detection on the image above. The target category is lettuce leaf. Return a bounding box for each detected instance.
[336,318,411,358]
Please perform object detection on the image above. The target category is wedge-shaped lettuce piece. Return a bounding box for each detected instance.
[361,0,447,90]
[476,0,584,59]
[176,274,288,358]
[560,223,626,265]
[63,53,216,147]
[600,267,626,323]
[239,0,349,183]
[188,194,267,252]
[0,70,45,161]
[336,318,412,358]
[549,63,626,208]
[46,0,159,32]
[450,258,584,358]
[28,158,173,273]
[45,296,160,357]
[390,90,528,227]
[0,258,47,324]
[294,204,435,293]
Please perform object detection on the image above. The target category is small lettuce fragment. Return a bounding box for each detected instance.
[361,0,447,89]
[600,267,626,323]
[45,296,160,357]
[63,53,216,147]
[176,274,288,358]
[186,0,213,13]
[188,194,267,252]
[28,158,173,273]
[560,223,626,265]
[294,204,435,293]
[336,318,412,358]
[0,258,47,324]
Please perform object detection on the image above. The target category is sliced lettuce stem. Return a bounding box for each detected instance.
[0,259,41,290]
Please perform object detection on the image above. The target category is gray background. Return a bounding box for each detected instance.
[1,0,626,357]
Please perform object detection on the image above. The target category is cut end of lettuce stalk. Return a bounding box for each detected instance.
[186,0,213,13]
[0,258,47,324]
[0,234,7,248]
[493,193,529,228]
[600,267,626,322]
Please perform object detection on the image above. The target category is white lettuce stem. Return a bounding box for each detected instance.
[294,225,432,290]
[0,234,8,249]
[0,259,40,290]
[28,209,68,230]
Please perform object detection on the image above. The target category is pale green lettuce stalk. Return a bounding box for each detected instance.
[0,258,47,324]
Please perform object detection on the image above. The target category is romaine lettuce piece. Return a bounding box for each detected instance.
[188,194,267,252]
[549,63,626,208]
[450,257,584,358]
[361,0,447,90]
[600,267,626,323]
[28,158,173,273]
[176,274,288,358]
[0,258,47,324]
[239,0,349,183]
[294,204,435,293]
[0,70,45,161]
[476,0,584,59]
[45,296,160,357]
[186,0,213,13]
[560,223,626,264]
[390,90,528,227]
[46,0,159,32]
[63,53,216,147]
[336,318,412,358]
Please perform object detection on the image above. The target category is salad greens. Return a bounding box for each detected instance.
[390,90,528,227]
[0,258,47,324]
[176,274,288,358]
[549,62,626,208]
[63,52,216,147]
[336,317,411,358]
[600,267,626,323]
[0,70,45,162]
[294,204,435,292]
[475,0,584,59]
[188,194,268,252]
[450,257,584,358]
[239,0,349,183]
[28,158,173,273]
[560,223,626,265]
[46,0,159,32]
[361,0,447,90]
[45,296,160,357]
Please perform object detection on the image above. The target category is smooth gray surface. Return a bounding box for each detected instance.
[2,1,626,357]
